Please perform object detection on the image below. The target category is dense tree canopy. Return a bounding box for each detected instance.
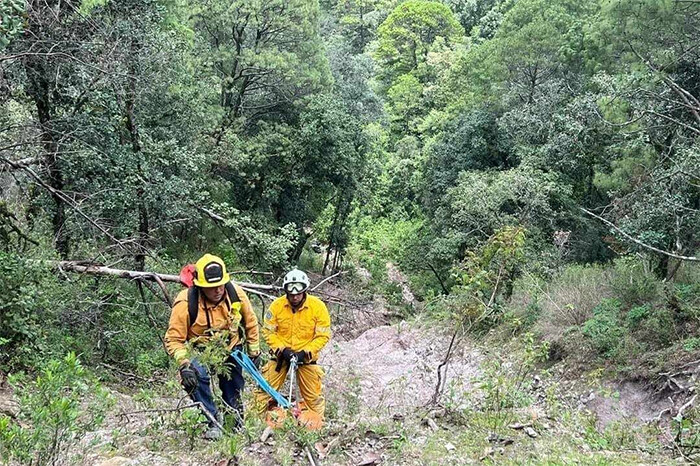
[1,0,699,374]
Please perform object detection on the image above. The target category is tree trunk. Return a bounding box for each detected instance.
[291,228,308,262]
[24,55,69,257]
[332,248,340,272]
[322,246,332,276]
[323,204,342,275]
[124,43,148,271]
[428,263,449,295]
[39,260,280,297]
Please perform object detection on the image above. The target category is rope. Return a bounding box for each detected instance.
[230,349,291,409]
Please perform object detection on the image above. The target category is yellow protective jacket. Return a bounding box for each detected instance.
[262,294,331,362]
[165,283,260,365]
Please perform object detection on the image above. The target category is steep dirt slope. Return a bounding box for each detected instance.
[322,322,482,414]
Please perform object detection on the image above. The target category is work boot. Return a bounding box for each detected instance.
[203,425,223,440]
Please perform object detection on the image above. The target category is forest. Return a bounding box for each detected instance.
[1,0,699,464]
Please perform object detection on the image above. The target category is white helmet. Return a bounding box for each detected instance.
[282,268,310,295]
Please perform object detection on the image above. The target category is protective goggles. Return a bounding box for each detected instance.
[285,282,306,294]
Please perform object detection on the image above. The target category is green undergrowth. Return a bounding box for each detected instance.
[0,353,115,465]
[0,330,683,465]
[423,255,700,380]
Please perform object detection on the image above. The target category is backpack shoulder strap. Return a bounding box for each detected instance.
[188,287,199,329]
[225,281,241,304]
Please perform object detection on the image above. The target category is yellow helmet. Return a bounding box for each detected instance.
[193,254,230,288]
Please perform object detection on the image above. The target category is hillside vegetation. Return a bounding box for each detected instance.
[1,0,699,464]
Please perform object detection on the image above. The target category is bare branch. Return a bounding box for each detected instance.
[1,156,129,250]
[311,271,346,292]
[580,207,700,262]
[646,110,700,135]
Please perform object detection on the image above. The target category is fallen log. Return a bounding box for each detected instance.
[38,260,282,300]
[40,260,356,306]
[230,270,275,277]
[51,261,278,289]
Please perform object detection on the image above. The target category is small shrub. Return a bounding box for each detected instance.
[610,257,660,308]
[0,252,55,371]
[0,353,113,465]
[583,417,648,451]
[504,275,543,334]
[631,307,676,348]
[626,305,651,327]
[179,408,207,448]
[672,404,700,458]
[538,265,612,340]
[185,330,235,377]
[298,247,324,274]
[672,283,700,325]
[612,334,647,369]
[683,337,700,352]
[218,432,243,459]
[673,261,700,285]
[477,358,531,429]
[505,301,542,335]
[582,299,623,356]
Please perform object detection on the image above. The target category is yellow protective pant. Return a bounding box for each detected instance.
[255,360,325,418]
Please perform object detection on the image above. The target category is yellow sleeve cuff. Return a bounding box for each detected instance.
[247,342,260,356]
[173,348,188,365]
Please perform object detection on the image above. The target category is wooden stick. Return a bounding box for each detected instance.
[678,394,697,418]
[0,156,42,169]
[101,362,154,383]
[140,280,171,306]
[150,274,173,307]
[431,328,459,405]
[240,287,277,300]
[118,403,201,417]
[304,446,318,466]
[260,426,274,442]
[118,401,225,431]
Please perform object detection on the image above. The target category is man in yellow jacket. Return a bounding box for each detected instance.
[165,254,260,439]
[256,268,332,423]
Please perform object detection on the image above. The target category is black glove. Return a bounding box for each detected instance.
[251,354,262,369]
[279,347,295,362]
[179,362,198,393]
[294,351,309,364]
[275,347,294,372]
